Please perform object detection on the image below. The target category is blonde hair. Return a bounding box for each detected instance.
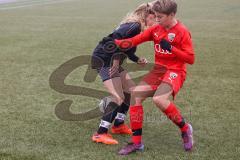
[120,3,154,31]
[152,0,177,15]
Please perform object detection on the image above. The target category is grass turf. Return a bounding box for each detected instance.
[0,0,239,159]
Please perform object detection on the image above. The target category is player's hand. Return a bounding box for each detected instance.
[137,57,148,67]
[109,59,120,77]
[160,39,172,52]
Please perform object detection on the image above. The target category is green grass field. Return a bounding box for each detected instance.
[0,0,240,159]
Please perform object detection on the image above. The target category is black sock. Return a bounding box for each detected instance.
[113,103,128,126]
[114,92,130,127]
[97,102,119,134]
[132,128,142,136]
[97,124,109,134]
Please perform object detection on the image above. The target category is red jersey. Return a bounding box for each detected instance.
[115,21,195,73]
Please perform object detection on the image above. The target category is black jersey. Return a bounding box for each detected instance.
[92,22,141,67]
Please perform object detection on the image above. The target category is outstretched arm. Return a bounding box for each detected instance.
[115,25,156,49]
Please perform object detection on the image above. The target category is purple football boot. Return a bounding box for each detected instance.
[181,123,194,151]
[118,142,144,155]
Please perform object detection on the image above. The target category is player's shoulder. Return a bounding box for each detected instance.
[114,22,141,36]
[150,24,162,30]
[127,22,141,28]
[116,22,140,31]
[176,21,191,33]
[125,22,141,34]
[144,24,162,34]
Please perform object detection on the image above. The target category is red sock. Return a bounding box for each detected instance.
[164,102,188,132]
[130,105,143,144]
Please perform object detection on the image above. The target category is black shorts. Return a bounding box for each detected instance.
[97,66,125,82]
[91,54,125,82]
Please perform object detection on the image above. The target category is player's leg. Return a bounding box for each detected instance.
[103,77,125,106]
[119,65,164,155]
[118,81,155,155]
[130,81,155,105]
[92,67,125,144]
[153,81,193,151]
[131,81,155,142]
[111,70,135,134]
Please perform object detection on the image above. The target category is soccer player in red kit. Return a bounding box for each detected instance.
[115,0,195,155]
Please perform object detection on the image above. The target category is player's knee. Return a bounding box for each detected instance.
[130,88,142,99]
[115,95,125,106]
[130,91,144,104]
[130,88,136,96]
[153,96,167,108]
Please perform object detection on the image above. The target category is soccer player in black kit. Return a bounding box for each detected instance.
[91,3,156,144]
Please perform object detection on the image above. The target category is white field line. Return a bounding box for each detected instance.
[0,0,72,6]
[0,0,74,10]
[0,0,41,5]
[0,0,50,6]
[0,0,16,4]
